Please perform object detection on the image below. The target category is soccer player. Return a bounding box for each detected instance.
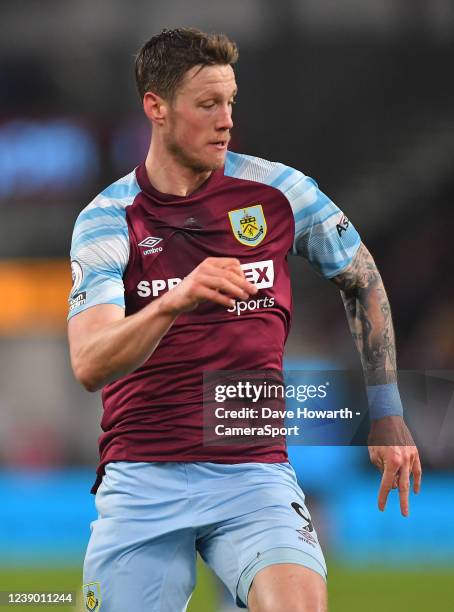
[68,28,422,612]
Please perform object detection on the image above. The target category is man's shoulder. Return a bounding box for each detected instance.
[75,168,141,226]
[225,150,318,205]
[71,168,141,248]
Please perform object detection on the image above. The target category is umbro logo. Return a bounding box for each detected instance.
[138,236,164,256]
[138,236,162,248]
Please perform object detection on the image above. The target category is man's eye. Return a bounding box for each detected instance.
[201,102,215,109]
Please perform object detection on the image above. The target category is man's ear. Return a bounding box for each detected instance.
[143,92,168,125]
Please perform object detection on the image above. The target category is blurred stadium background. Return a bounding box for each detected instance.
[1,1,453,610]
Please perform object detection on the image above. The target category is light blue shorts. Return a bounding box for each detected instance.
[83,462,327,611]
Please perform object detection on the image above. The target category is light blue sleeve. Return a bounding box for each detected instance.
[224,151,361,278]
[288,174,361,278]
[67,171,140,319]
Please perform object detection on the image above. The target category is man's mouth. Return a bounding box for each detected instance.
[210,142,227,149]
[209,137,229,150]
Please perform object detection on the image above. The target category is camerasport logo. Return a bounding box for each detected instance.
[138,236,163,255]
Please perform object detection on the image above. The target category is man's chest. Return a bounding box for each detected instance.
[123,182,294,307]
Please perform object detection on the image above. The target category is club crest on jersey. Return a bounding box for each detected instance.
[228,204,267,247]
[83,582,101,611]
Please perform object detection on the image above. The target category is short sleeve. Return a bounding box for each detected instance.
[219,152,361,278]
[289,176,361,278]
[68,201,130,319]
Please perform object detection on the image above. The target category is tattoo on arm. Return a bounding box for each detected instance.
[330,243,397,385]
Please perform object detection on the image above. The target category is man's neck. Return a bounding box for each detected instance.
[145,145,213,198]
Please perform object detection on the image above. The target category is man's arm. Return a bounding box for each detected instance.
[330,242,397,384]
[68,257,257,392]
[330,242,422,516]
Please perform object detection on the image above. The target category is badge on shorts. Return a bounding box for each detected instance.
[228,204,267,247]
[83,582,101,611]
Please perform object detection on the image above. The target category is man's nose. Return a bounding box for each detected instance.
[216,104,234,130]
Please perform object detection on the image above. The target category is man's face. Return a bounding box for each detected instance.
[162,64,237,173]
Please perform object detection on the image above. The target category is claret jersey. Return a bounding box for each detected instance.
[68,151,361,492]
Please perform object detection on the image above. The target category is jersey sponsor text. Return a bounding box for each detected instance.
[136,260,275,298]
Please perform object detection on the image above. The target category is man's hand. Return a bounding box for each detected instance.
[330,245,422,516]
[69,257,256,391]
[158,257,257,316]
[368,416,422,517]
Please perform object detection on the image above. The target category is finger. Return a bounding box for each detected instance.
[202,259,258,293]
[398,464,411,517]
[392,475,398,489]
[225,266,257,292]
[203,262,247,282]
[369,447,384,472]
[378,464,398,512]
[195,286,236,308]
[412,454,423,494]
[202,269,257,297]
[204,257,241,268]
[202,257,243,275]
[200,274,253,300]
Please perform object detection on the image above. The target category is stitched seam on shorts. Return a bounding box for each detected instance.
[158,537,195,612]
[237,545,327,605]
[184,464,198,522]
[202,527,243,605]
[241,545,326,578]
[210,527,242,600]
